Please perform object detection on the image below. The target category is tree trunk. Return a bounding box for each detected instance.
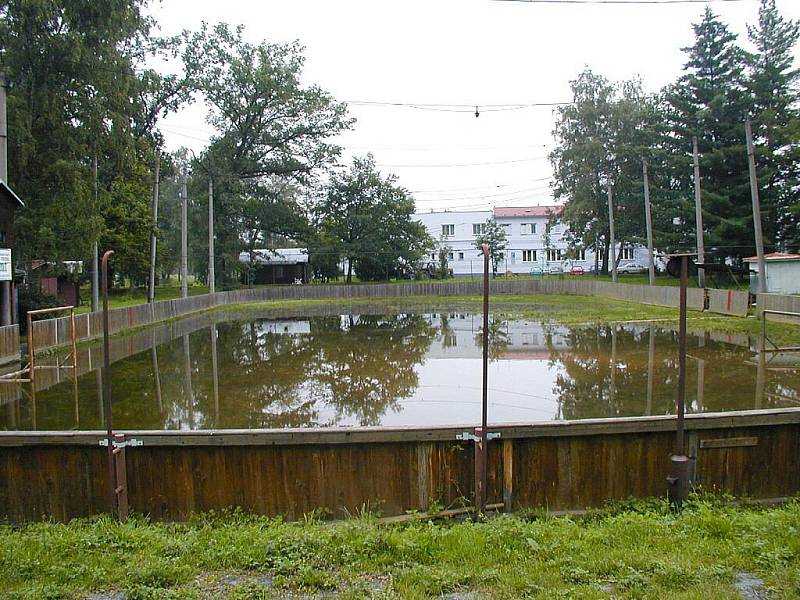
[346,258,353,284]
[601,233,610,275]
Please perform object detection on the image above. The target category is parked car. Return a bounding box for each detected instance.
[617,262,647,274]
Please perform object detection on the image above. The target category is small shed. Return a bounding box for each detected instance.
[743,252,800,294]
[30,260,83,307]
[238,248,309,285]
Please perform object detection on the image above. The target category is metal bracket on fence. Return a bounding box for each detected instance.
[99,438,143,449]
[456,431,501,442]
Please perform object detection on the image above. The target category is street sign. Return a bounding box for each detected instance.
[0,249,10,282]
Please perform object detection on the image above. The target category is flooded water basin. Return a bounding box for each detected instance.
[2,309,798,431]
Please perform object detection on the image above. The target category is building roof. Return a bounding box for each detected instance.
[743,252,800,263]
[238,248,309,265]
[0,180,24,207]
[494,205,561,218]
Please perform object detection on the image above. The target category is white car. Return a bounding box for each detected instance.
[617,262,648,274]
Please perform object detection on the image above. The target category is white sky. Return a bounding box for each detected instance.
[149,0,800,212]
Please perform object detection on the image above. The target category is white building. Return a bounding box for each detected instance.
[744,252,800,294]
[414,206,648,277]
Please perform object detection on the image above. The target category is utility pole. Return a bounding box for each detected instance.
[0,74,11,326]
[642,159,655,286]
[180,170,188,299]
[207,177,215,294]
[745,119,767,295]
[692,136,705,288]
[91,154,99,312]
[607,182,617,283]
[147,153,160,304]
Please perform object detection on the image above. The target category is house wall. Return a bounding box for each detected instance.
[765,261,800,295]
[414,209,649,276]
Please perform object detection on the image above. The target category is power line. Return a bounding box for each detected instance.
[346,99,573,113]
[379,156,549,168]
[410,176,553,194]
[493,0,748,4]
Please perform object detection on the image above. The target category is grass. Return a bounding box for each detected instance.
[74,284,210,314]
[1,498,798,599]
[72,270,740,315]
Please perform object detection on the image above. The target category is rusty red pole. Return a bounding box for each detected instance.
[101,250,116,516]
[474,243,490,515]
[668,254,689,507]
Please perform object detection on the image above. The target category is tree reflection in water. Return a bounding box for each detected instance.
[5,314,800,431]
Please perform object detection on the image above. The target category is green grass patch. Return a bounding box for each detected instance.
[1,499,798,599]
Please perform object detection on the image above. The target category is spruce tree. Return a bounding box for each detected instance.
[747,0,800,250]
[665,8,753,262]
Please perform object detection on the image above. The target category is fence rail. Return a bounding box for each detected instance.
[1,408,797,522]
[758,293,800,323]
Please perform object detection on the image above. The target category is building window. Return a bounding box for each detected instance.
[431,253,436,261]
[448,252,454,260]
[442,224,455,237]
[472,223,485,235]
[620,247,634,260]
[458,252,464,261]
[577,248,586,261]
[522,249,537,262]
[520,223,536,235]
[546,249,562,262]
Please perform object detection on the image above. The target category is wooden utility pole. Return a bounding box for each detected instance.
[607,182,617,283]
[745,119,767,295]
[180,171,188,299]
[207,177,215,294]
[147,153,160,304]
[642,159,655,286]
[91,155,99,313]
[0,73,11,326]
[692,137,705,287]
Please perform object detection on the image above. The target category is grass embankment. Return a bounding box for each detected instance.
[221,293,800,349]
[75,270,727,314]
[74,285,210,314]
[1,499,798,599]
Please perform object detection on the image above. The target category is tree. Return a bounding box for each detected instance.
[317,155,433,283]
[747,0,800,249]
[664,7,753,262]
[550,69,673,274]
[474,218,507,274]
[182,23,352,285]
[437,238,453,278]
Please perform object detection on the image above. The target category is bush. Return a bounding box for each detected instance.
[18,286,59,333]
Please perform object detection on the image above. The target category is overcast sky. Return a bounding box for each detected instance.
[149,0,800,213]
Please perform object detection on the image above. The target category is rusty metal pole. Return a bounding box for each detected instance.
[474,243,490,515]
[101,250,116,516]
[26,311,34,385]
[668,255,689,507]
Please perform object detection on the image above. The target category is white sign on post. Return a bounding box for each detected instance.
[0,249,11,282]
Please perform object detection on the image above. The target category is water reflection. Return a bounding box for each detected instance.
[1,310,798,431]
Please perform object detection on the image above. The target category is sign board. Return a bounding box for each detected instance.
[0,249,11,281]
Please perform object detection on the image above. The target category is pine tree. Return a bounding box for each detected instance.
[747,0,800,250]
[665,7,753,262]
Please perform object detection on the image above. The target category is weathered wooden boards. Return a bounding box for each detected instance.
[1,409,797,522]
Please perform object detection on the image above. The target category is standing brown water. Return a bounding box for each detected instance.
[1,311,797,431]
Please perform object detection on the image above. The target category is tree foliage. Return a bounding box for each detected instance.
[316,155,433,283]
[474,218,508,274]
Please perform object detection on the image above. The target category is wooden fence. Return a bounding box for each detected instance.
[17,280,757,356]
[0,324,19,366]
[0,408,797,522]
[758,293,800,323]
